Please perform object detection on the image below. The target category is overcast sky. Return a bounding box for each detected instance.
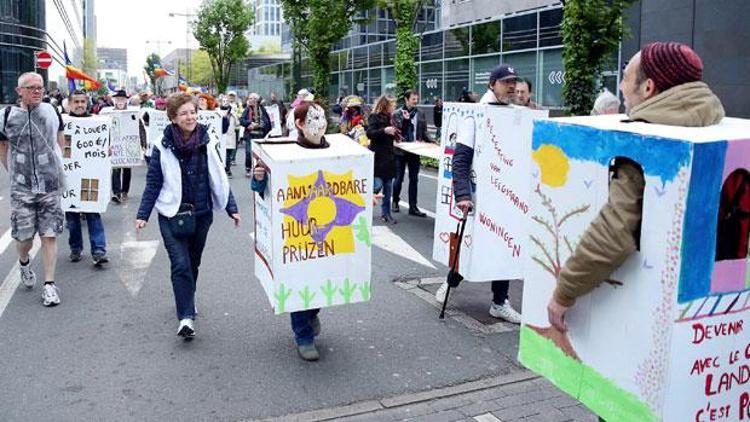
[96,0,204,76]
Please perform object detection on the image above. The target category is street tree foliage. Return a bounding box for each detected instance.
[193,0,254,93]
[379,0,425,99]
[81,38,98,76]
[280,0,375,107]
[561,0,635,115]
[143,53,162,93]
[179,50,214,88]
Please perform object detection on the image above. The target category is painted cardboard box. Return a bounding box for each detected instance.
[61,115,112,213]
[519,114,750,421]
[433,103,548,281]
[252,134,374,314]
[99,109,144,168]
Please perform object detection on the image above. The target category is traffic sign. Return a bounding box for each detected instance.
[35,51,53,69]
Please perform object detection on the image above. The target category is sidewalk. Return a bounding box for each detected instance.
[258,371,597,422]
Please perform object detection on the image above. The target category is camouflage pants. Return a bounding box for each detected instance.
[10,190,64,242]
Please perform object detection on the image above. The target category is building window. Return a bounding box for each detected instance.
[444,58,470,102]
[80,178,99,202]
[444,28,470,59]
[420,32,443,61]
[471,21,501,55]
[539,9,563,47]
[420,61,443,103]
[502,13,538,51]
[63,135,72,158]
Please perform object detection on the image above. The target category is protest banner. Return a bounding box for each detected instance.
[395,141,441,160]
[102,109,143,167]
[432,103,548,281]
[266,103,283,137]
[198,110,226,155]
[143,109,170,154]
[60,115,112,213]
[519,115,750,421]
[252,134,374,314]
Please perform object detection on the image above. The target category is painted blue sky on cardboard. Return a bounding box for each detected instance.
[532,121,692,184]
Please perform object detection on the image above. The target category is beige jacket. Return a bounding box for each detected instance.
[553,81,725,307]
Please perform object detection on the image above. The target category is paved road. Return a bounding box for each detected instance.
[0,151,559,421]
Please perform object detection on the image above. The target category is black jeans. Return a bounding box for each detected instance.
[393,152,421,207]
[158,213,213,320]
[492,280,510,305]
[112,168,132,195]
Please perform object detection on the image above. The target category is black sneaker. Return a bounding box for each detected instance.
[297,343,320,361]
[111,195,121,204]
[409,207,427,218]
[392,201,400,213]
[70,251,82,262]
[92,253,109,266]
[381,215,397,224]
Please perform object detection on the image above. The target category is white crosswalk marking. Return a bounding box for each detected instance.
[372,225,436,269]
[0,238,41,319]
[0,228,12,257]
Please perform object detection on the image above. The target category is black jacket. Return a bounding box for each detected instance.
[366,113,397,180]
[240,104,271,139]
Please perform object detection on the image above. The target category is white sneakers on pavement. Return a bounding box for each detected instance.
[19,261,36,289]
[177,319,195,339]
[42,284,61,307]
[489,299,522,324]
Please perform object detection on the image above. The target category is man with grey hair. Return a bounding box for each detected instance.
[590,88,620,115]
[0,72,66,306]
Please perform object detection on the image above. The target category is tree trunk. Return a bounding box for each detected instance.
[311,47,330,108]
[394,26,418,100]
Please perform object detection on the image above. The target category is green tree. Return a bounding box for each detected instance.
[281,0,375,107]
[379,0,426,99]
[561,0,635,115]
[193,0,254,93]
[178,50,214,88]
[143,53,162,93]
[81,37,98,76]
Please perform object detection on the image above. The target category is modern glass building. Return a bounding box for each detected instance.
[250,3,620,110]
[1,0,85,104]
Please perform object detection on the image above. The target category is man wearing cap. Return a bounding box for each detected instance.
[547,42,725,332]
[436,64,524,323]
[102,89,133,203]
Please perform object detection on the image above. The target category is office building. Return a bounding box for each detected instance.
[97,47,127,72]
[0,0,85,103]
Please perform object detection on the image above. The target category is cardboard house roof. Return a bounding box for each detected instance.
[256,134,372,162]
[546,114,750,143]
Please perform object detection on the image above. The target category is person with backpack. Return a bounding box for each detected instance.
[547,42,726,332]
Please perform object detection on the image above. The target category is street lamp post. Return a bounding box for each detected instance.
[168,9,197,82]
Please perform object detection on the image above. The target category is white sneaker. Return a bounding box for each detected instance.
[489,299,521,324]
[42,284,60,307]
[19,262,36,289]
[177,319,195,338]
[435,282,448,303]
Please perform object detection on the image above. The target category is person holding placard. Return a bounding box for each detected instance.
[251,100,331,361]
[106,90,132,203]
[437,64,523,323]
[136,93,241,339]
[65,90,109,266]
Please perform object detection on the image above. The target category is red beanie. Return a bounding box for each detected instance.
[641,42,703,92]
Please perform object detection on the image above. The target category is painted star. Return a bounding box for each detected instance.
[280,170,365,243]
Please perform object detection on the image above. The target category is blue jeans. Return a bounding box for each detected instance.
[65,212,106,255]
[158,212,213,320]
[373,177,393,217]
[290,308,320,346]
[393,152,421,207]
[112,168,131,195]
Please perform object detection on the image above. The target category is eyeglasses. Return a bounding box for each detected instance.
[21,86,44,92]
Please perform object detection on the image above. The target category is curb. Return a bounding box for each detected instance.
[253,370,540,422]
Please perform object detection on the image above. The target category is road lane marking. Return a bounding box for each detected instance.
[0,228,11,257]
[419,172,437,181]
[372,225,436,269]
[0,238,41,319]
[117,231,159,297]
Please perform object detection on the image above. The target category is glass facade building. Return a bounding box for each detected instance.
[251,3,620,110]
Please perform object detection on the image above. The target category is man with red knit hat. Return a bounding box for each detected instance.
[547,42,725,333]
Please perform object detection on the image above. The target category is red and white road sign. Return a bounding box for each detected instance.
[35,51,53,69]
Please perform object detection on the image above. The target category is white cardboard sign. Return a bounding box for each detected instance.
[432,103,548,281]
[266,104,283,137]
[252,134,374,314]
[519,115,750,422]
[61,116,113,213]
[197,110,226,155]
[103,110,143,168]
[143,109,170,155]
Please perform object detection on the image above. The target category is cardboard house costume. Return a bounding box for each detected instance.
[252,134,374,314]
[60,115,112,213]
[519,114,750,422]
[432,102,548,281]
